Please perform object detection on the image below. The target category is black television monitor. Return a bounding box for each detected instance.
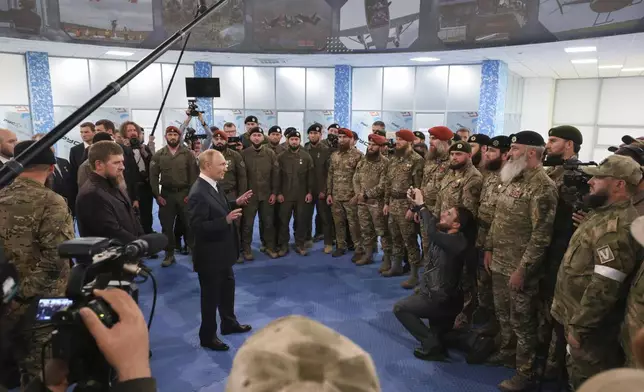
[185,77,221,98]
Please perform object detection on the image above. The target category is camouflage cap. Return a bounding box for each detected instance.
[582,154,643,185]
[226,316,381,392]
[577,368,644,392]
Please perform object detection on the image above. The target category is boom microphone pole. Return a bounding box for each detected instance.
[0,0,227,189]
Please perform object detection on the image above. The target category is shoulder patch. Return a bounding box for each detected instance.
[596,245,615,264]
[606,217,618,233]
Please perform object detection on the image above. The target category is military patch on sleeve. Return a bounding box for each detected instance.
[596,245,615,264]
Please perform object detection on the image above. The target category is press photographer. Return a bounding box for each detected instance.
[179,102,212,151]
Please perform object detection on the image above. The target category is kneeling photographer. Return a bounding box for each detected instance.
[393,187,475,361]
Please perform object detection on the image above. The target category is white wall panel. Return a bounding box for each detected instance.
[212,66,244,109]
[89,60,129,107]
[520,78,555,135]
[596,127,644,146]
[127,62,162,109]
[592,147,612,164]
[352,67,383,110]
[306,68,334,110]
[597,77,644,126]
[131,109,164,137]
[277,112,304,134]
[414,66,448,111]
[553,79,600,125]
[244,67,275,109]
[415,113,445,131]
[276,68,305,110]
[0,54,29,105]
[550,124,595,162]
[50,58,91,106]
[162,64,194,108]
[447,65,481,111]
[382,67,415,111]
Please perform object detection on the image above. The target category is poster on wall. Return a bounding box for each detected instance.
[59,0,154,45]
[245,110,278,132]
[213,109,245,134]
[252,0,332,51]
[351,111,382,152]
[0,106,32,143]
[446,111,478,134]
[54,107,130,161]
[382,111,413,132]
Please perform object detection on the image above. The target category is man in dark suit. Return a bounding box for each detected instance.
[68,122,96,218]
[187,149,253,351]
[76,140,143,245]
[31,133,75,215]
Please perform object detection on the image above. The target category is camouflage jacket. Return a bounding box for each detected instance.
[0,178,74,301]
[623,254,644,365]
[434,162,483,218]
[353,154,389,204]
[485,166,557,278]
[632,189,644,216]
[242,145,279,200]
[149,145,198,195]
[327,148,363,201]
[476,170,503,248]
[551,200,640,342]
[277,148,314,202]
[421,155,450,214]
[384,148,424,205]
[220,147,247,198]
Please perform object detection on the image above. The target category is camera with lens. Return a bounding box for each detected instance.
[31,235,164,391]
[184,127,208,148]
[387,138,395,155]
[544,160,597,212]
[187,99,204,117]
[327,133,338,149]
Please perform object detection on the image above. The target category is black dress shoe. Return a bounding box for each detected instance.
[200,338,229,351]
[221,324,252,335]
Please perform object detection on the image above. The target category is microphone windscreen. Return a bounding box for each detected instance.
[139,233,168,255]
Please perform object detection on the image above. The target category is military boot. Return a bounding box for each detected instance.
[323,245,333,254]
[278,248,289,257]
[161,253,175,267]
[351,250,364,263]
[378,254,392,273]
[296,246,308,256]
[332,248,346,258]
[498,374,534,392]
[486,351,516,369]
[304,240,313,249]
[266,249,279,259]
[401,265,419,289]
[243,248,254,261]
[382,258,403,277]
[356,252,373,266]
[236,255,244,264]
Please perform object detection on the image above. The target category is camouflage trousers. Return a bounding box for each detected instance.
[388,199,421,266]
[565,329,624,389]
[622,315,642,368]
[331,200,363,252]
[357,202,391,256]
[492,272,539,378]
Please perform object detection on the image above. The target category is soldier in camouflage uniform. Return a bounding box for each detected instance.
[241,127,279,259]
[382,130,424,288]
[149,126,198,267]
[467,134,490,171]
[353,133,391,267]
[305,123,334,254]
[434,140,482,327]
[277,131,314,256]
[624,216,644,368]
[551,154,642,389]
[475,135,511,334]
[210,129,247,263]
[484,131,557,391]
[0,141,74,388]
[326,128,363,259]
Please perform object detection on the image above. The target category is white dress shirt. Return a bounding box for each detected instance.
[199,173,219,193]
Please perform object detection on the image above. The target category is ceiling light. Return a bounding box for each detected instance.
[564,46,596,53]
[410,57,440,62]
[104,50,134,57]
[598,65,623,69]
[571,58,597,64]
[621,67,644,72]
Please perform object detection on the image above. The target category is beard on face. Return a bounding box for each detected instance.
[339,141,350,152]
[289,144,299,151]
[500,152,528,183]
[166,139,180,148]
[584,189,609,209]
[472,150,482,167]
[107,172,125,188]
[213,143,226,152]
[485,156,503,171]
[394,144,409,157]
[366,148,380,159]
[449,160,466,170]
[251,142,263,149]
[428,142,448,160]
[544,152,564,165]
[437,222,451,232]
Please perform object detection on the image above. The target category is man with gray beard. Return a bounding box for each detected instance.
[483,131,558,392]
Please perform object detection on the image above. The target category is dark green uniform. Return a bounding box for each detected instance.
[149,145,198,258]
[241,132,268,149]
[267,142,287,248]
[267,142,286,156]
[220,147,247,199]
[241,145,279,252]
[305,141,334,246]
[0,178,74,387]
[277,148,314,250]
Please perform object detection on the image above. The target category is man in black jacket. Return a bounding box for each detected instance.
[393,187,474,361]
[76,141,143,245]
[31,134,75,215]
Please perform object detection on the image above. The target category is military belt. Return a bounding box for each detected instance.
[162,185,190,192]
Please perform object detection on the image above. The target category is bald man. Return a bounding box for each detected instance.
[0,128,18,166]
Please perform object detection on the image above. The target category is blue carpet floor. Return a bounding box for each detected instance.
[138,218,516,391]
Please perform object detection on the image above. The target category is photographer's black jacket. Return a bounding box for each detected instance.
[417,208,468,303]
[23,376,157,392]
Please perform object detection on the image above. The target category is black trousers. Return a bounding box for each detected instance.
[137,182,154,234]
[197,267,238,341]
[393,293,463,350]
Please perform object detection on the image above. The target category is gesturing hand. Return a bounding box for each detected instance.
[236,190,253,206]
[226,208,243,224]
[407,187,424,206]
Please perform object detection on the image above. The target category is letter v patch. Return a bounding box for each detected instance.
[597,245,615,264]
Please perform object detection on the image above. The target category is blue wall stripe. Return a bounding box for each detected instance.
[478,60,508,137]
[334,65,352,128]
[193,61,214,129]
[25,51,55,135]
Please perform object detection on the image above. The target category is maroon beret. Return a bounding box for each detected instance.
[338,128,353,138]
[396,129,415,143]
[368,133,387,146]
[428,126,453,141]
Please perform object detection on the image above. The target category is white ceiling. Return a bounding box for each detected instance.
[1,32,643,79]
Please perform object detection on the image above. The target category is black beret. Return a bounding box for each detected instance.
[449,140,472,154]
[245,116,258,124]
[373,129,386,137]
[328,123,340,130]
[307,123,323,134]
[413,131,425,140]
[487,135,511,149]
[548,125,583,145]
[249,126,264,136]
[452,134,461,142]
[468,134,490,145]
[289,131,302,139]
[268,126,282,135]
[92,132,113,143]
[14,140,56,166]
[510,131,545,147]
[284,127,297,137]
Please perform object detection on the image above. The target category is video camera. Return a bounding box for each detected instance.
[543,159,597,212]
[32,234,166,391]
[388,138,395,155]
[184,127,208,148]
[327,133,338,149]
[187,99,204,117]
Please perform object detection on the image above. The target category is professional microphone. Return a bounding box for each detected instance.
[122,233,168,259]
[198,0,207,13]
